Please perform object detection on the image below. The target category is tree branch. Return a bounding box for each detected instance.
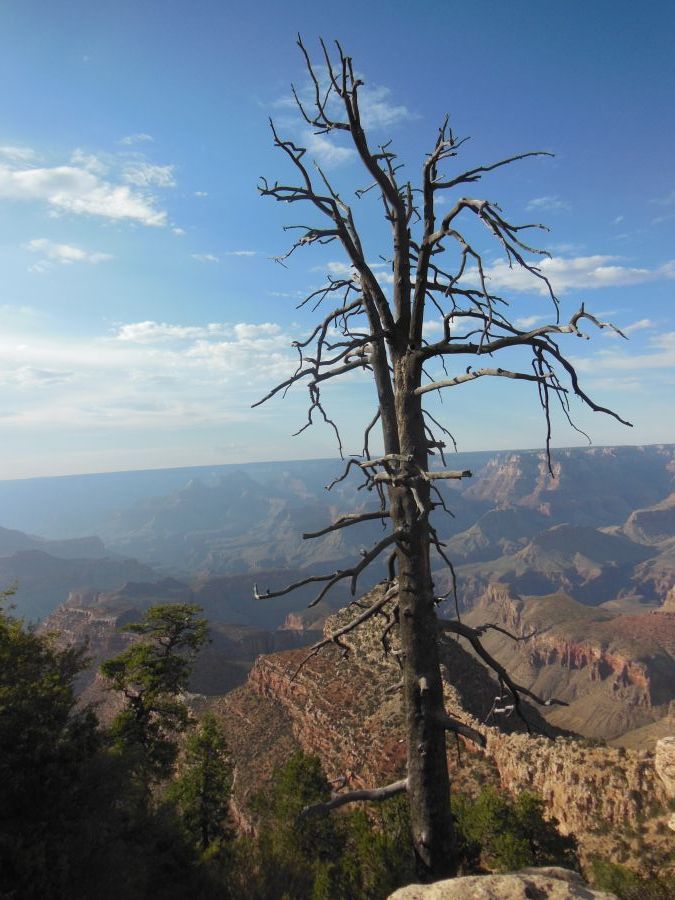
[435,712,486,748]
[302,510,390,540]
[441,618,567,731]
[416,367,557,396]
[300,778,408,818]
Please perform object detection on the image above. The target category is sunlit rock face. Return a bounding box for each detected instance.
[387,867,618,899]
[655,735,675,831]
[214,588,673,876]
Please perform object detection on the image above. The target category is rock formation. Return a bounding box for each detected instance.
[388,867,617,899]
[215,586,674,876]
[461,585,675,740]
[655,735,675,831]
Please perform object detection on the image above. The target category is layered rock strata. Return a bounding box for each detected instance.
[216,586,674,875]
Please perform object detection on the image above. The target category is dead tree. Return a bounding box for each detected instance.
[253,37,631,879]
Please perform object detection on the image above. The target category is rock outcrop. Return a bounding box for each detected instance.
[462,585,675,739]
[388,867,617,899]
[216,587,674,875]
[655,735,675,831]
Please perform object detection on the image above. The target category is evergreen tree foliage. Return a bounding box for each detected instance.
[0,589,100,897]
[229,752,416,899]
[101,603,208,782]
[453,786,577,873]
[166,712,232,852]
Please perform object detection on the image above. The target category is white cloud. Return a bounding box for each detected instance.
[602,317,655,339]
[0,161,167,226]
[123,161,175,187]
[612,215,624,225]
[278,68,412,132]
[423,319,444,337]
[232,322,281,340]
[303,131,355,168]
[323,261,355,277]
[192,253,219,263]
[115,321,228,343]
[119,133,154,145]
[573,331,675,374]
[623,318,655,334]
[514,314,546,329]
[319,259,394,286]
[194,191,208,198]
[24,238,113,272]
[225,249,258,256]
[172,227,186,236]
[356,84,412,129]
[70,148,109,176]
[526,196,571,212]
[471,255,675,295]
[0,145,38,164]
[549,242,584,254]
[0,366,74,386]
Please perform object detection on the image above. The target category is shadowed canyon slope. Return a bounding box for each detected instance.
[213,589,674,876]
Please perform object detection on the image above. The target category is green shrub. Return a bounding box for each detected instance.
[453,786,578,873]
[591,860,675,900]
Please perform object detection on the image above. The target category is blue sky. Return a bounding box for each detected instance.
[1,0,673,479]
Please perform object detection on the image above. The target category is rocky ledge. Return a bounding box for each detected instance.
[216,585,674,876]
[388,867,617,899]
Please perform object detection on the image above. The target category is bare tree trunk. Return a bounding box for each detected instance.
[392,353,455,877]
[254,35,631,883]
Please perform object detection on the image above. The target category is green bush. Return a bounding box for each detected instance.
[453,786,578,873]
[591,860,675,900]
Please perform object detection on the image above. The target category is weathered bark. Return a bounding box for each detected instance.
[390,351,456,876]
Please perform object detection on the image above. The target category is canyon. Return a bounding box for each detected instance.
[211,588,674,876]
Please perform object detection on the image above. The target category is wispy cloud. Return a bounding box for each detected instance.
[278,66,413,132]
[119,133,154,145]
[192,253,219,263]
[0,319,298,434]
[514,314,547,329]
[623,318,655,334]
[115,321,228,343]
[471,255,675,295]
[24,238,113,272]
[225,249,258,257]
[0,145,39,164]
[0,366,74,386]
[573,331,675,374]
[355,84,413,129]
[272,64,413,172]
[526,195,571,212]
[122,161,175,187]
[194,190,208,198]
[303,131,355,168]
[70,148,109,176]
[318,259,394,285]
[603,317,656,339]
[0,160,167,226]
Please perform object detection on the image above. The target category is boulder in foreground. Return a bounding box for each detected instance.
[388,866,617,899]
